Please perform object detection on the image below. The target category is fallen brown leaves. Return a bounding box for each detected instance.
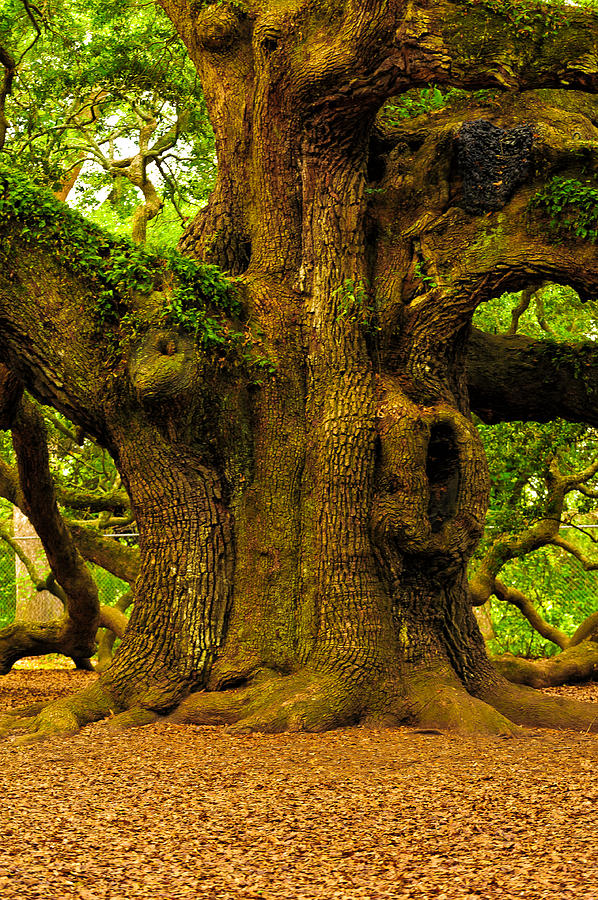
[0,671,596,900]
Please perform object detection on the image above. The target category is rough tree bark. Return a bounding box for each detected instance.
[2,0,598,742]
[467,329,598,427]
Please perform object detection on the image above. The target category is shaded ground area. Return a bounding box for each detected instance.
[0,670,596,900]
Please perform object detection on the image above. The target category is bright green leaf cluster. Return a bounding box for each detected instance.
[529,176,598,242]
[333,278,379,333]
[160,252,240,346]
[464,0,572,36]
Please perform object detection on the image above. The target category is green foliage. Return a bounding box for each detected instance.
[333,279,378,332]
[384,86,455,121]
[414,260,438,290]
[381,85,501,127]
[473,282,598,657]
[463,0,573,36]
[0,539,16,629]
[0,163,120,288]
[476,419,592,540]
[0,165,236,347]
[160,252,240,347]
[529,177,598,243]
[474,283,598,340]
[475,414,598,657]
[0,0,216,238]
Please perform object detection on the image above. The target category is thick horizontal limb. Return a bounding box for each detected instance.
[57,487,130,514]
[467,329,598,426]
[68,524,139,584]
[0,620,95,676]
[161,0,598,104]
[493,643,598,688]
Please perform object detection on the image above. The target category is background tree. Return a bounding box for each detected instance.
[0,0,216,243]
[2,0,598,743]
[466,279,598,685]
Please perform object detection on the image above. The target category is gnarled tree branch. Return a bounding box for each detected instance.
[0,396,101,673]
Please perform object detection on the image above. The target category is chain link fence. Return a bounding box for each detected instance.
[484,536,598,657]
[0,541,16,628]
[0,535,133,629]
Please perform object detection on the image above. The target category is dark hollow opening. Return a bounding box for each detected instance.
[426,423,460,532]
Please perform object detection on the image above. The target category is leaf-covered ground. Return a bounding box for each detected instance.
[0,670,596,900]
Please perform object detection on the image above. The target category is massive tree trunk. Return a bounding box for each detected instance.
[2,0,598,741]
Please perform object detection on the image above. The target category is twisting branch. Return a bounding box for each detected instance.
[492,579,570,651]
[470,452,598,655]
[0,390,102,673]
[506,286,534,336]
[550,534,598,571]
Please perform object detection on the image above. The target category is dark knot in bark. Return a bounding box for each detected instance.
[456,119,533,215]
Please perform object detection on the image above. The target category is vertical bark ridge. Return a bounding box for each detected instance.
[211,279,306,683]
[298,143,396,675]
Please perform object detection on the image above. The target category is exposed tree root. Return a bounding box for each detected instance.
[398,666,521,737]
[105,708,161,731]
[169,669,365,734]
[493,642,598,688]
[478,680,598,732]
[173,666,521,736]
[2,660,598,745]
[0,681,114,745]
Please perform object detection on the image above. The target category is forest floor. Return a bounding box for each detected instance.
[0,670,596,900]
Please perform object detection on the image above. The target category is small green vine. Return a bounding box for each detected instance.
[528,176,598,242]
[463,0,571,36]
[414,260,438,290]
[0,166,281,383]
[381,85,499,126]
[333,278,379,332]
[534,340,594,379]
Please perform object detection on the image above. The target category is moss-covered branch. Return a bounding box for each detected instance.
[0,165,240,438]
[67,524,139,585]
[494,642,598,687]
[431,1,598,92]
[470,452,598,682]
[470,453,598,609]
[57,487,131,514]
